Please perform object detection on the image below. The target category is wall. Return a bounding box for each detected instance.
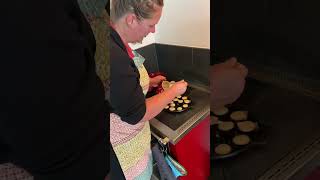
[155,0,210,49]
[131,0,210,49]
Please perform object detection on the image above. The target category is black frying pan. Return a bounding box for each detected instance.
[210,108,268,160]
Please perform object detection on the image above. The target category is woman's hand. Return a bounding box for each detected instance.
[210,57,248,109]
[170,80,188,96]
[149,75,166,87]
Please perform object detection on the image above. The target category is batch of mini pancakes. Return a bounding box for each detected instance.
[211,106,260,159]
[164,95,192,113]
[162,80,192,113]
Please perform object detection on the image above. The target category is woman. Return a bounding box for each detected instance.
[109,0,188,179]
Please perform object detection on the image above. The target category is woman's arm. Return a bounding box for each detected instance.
[149,75,166,88]
[141,80,188,121]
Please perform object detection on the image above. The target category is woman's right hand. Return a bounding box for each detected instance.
[170,80,188,96]
[210,57,248,109]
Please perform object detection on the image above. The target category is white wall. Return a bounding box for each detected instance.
[155,0,210,49]
[131,0,210,50]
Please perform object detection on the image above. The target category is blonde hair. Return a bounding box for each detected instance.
[110,0,163,22]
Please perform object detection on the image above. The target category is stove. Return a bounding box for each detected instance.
[150,83,210,144]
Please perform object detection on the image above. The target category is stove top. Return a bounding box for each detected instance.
[211,78,320,180]
[155,86,210,131]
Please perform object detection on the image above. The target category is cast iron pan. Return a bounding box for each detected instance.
[210,106,267,160]
[163,82,192,113]
[147,79,193,113]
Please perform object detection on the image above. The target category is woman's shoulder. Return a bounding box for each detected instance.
[111,42,131,65]
[110,39,134,66]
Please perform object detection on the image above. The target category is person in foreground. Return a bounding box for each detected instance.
[0,0,109,179]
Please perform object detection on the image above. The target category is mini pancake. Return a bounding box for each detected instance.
[182,96,188,100]
[165,105,169,109]
[212,106,229,116]
[178,100,184,104]
[215,144,232,155]
[232,134,251,145]
[170,103,175,107]
[230,111,248,121]
[184,100,191,104]
[174,98,179,101]
[169,107,176,111]
[218,121,234,131]
[177,107,183,111]
[182,104,188,108]
[177,95,182,98]
[237,121,256,132]
[161,81,170,90]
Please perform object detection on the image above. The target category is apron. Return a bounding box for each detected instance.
[110,51,153,180]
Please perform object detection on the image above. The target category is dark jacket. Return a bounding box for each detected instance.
[109,28,146,125]
[109,27,146,179]
[0,0,109,179]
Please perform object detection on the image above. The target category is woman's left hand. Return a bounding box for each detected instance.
[150,75,166,87]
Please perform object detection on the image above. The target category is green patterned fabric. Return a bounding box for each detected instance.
[78,0,109,93]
